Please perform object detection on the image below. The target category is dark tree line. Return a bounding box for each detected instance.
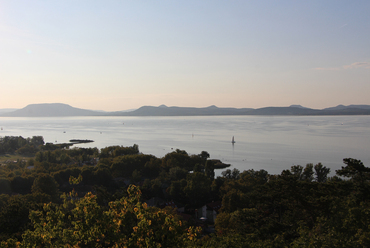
[0,136,370,247]
[0,136,44,155]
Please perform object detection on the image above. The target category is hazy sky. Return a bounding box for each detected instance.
[1,1,369,111]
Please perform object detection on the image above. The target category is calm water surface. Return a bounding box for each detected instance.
[1,116,369,176]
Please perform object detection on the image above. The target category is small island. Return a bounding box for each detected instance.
[69,139,94,144]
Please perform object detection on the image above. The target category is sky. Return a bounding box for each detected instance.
[0,1,369,111]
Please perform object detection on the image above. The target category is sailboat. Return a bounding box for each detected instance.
[232,136,235,144]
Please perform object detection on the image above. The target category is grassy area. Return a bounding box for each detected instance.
[0,153,33,165]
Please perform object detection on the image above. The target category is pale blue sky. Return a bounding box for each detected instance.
[1,1,369,111]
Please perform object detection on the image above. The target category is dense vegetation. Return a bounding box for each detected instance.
[0,136,369,247]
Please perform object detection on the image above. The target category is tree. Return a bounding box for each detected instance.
[0,194,49,242]
[290,164,314,181]
[336,158,370,185]
[204,161,215,179]
[184,172,212,207]
[94,167,113,187]
[221,168,240,180]
[301,163,314,181]
[31,174,60,202]
[111,154,155,178]
[168,179,187,203]
[10,176,33,194]
[34,151,44,163]
[131,169,142,183]
[21,185,200,247]
[142,157,161,179]
[0,179,11,195]
[31,136,44,147]
[162,149,198,171]
[15,144,38,156]
[199,151,210,160]
[292,195,370,248]
[193,164,201,173]
[168,167,188,181]
[221,188,246,213]
[314,163,330,182]
[290,165,303,179]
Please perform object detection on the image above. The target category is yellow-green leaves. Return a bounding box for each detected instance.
[20,185,199,247]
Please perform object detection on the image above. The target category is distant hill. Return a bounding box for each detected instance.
[246,105,370,115]
[323,105,370,111]
[97,104,370,116]
[246,107,322,115]
[289,105,310,109]
[115,105,254,116]
[0,103,102,117]
[0,108,19,115]
[1,103,370,117]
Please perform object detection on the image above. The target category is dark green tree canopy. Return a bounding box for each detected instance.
[31,174,60,202]
[336,158,370,184]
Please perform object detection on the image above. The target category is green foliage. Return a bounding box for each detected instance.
[290,164,314,181]
[184,172,212,207]
[20,185,200,247]
[169,167,188,181]
[220,169,268,213]
[292,195,370,247]
[100,144,139,159]
[31,174,60,202]
[10,176,34,194]
[69,174,83,185]
[168,179,188,203]
[204,161,215,179]
[0,136,43,155]
[0,179,11,195]
[131,169,142,183]
[314,162,330,182]
[162,150,193,171]
[142,157,161,179]
[199,151,210,160]
[0,193,50,242]
[336,158,370,184]
[15,144,38,156]
[2,137,370,247]
[111,154,155,178]
[221,168,240,180]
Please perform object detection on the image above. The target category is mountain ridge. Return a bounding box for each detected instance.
[1,103,370,117]
[1,103,100,117]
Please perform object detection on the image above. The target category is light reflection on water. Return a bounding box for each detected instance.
[1,115,370,176]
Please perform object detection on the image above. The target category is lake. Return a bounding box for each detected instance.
[1,115,370,176]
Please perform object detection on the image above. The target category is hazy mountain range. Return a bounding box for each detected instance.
[1,103,370,117]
